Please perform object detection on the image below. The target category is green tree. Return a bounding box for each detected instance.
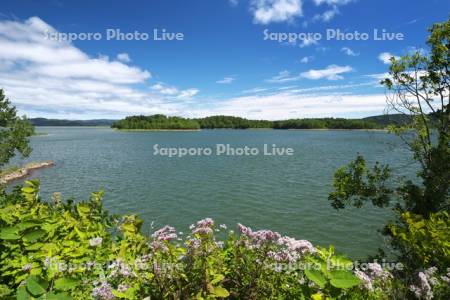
[0,89,34,169]
[328,18,449,284]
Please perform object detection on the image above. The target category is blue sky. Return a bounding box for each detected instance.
[0,0,448,119]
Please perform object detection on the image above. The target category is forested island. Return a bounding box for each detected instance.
[111,114,389,130]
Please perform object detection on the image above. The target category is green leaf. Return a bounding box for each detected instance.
[46,292,73,300]
[23,229,47,243]
[54,278,79,291]
[329,270,360,289]
[16,286,31,300]
[17,221,42,231]
[211,287,229,298]
[210,274,225,285]
[305,269,327,288]
[25,276,48,296]
[0,227,20,240]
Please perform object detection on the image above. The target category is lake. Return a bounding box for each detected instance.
[11,127,415,258]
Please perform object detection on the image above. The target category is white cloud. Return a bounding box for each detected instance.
[313,0,352,5]
[151,83,179,95]
[250,0,303,24]
[117,52,131,63]
[0,17,385,120]
[0,17,199,119]
[178,89,199,99]
[241,87,269,94]
[341,47,359,56]
[313,5,339,22]
[300,56,313,63]
[378,52,399,64]
[216,76,235,84]
[194,92,387,120]
[299,36,318,48]
[229,0,239,6]
[300,64,352,80]
[267,70,301,83]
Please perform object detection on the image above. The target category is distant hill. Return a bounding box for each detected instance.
[30,118,117,126]
[362,114,413,126]
[29,114,413,128]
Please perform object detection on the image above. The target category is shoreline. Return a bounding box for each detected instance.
[111,128,387,132]
[0,161,55,185]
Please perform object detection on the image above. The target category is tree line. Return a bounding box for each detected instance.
[112,114,384,130]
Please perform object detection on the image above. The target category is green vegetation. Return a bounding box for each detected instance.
[0,181,401,300]
[112,115,382,130]
[196,116,273,129]
[111,114,200,130]
[273,118,380,130]
[329,19,450,299]
[0,89,34,168]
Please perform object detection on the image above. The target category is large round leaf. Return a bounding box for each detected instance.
[329,270,360,289]
[25,276,48,296]
[305,269,327,288]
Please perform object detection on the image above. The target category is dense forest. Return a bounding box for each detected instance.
[111,114,201,130]
[111,114,384,130]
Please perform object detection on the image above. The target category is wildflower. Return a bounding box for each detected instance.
[196,217,214,227]
[355,270,373,291]
[22,263,32,272]
[278,237,315,255]
[151,225,177,241]
[117,284,130,293]
[191,218,215,235]
[92,281,114,300]
[219,224,227,230]
[192,227,213,235]
[89,237,103,247]
[362,262,391,281]
[409,271,433,299]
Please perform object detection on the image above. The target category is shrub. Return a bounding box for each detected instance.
[0,180,397,299]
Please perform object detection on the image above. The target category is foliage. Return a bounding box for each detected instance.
[328,18,450,299]
[0,181,402,299]
[329,155,392,209]
[111,114,201,130]
[196,115,272,129]
[112,114,382,130]
[273,118,381,130]
[0,89,34,169]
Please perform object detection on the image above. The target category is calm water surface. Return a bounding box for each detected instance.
[12,127,415,258]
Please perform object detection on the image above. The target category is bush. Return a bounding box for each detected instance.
[0,180,398,300]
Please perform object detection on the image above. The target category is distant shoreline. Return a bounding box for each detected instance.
[37,126,390,132]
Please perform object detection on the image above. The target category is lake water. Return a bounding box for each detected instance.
[11,127,415,258]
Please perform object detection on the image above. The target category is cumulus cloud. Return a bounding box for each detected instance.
[378,52,399,64]
[0,17,200,119]
[312,5,339,22]
[250,0,303,24]
[216,76,235,84]
[267,70,301,83]
[178,89,199,99]
[229,0,239,7]
[299,36,318,48]
[117,52,131,62]
[300,56,313,63]
[300,65,353,80]
[341,47,359,56]
[194,92,387,120]
[0,17,385,120]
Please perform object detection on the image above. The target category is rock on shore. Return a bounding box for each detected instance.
[0,161,54,184]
